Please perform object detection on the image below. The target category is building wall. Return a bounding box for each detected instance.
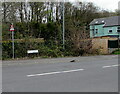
[90,24,104,37]
[103,26,118,36]
[92,37,118,54]
[90,25,120,38]
[92,38,108,54]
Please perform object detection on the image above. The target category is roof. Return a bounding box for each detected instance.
[89,16,120,27]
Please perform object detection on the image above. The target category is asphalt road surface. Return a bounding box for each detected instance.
[2,55,119,92]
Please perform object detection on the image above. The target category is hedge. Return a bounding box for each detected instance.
[2,39,64,60]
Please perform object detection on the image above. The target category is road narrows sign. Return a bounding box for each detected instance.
[10,25,14,31]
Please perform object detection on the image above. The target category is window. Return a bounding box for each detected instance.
[90,28,95,36]
[108,30,112,33]
[117,30,120,32]
[92,29,94,31]
[118,27,120,29]
[117,27,120,32]
[95,21,98,24]
[102,20,104,23]
[90,29,94,31]
[96,29,98,34]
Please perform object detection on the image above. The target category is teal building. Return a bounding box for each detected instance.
[90,16,120,38]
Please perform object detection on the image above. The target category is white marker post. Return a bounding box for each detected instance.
[10,23,15,59]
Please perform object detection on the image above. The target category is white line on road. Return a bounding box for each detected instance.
[111,65,119,67]
[102,66,111,68]
[102,64,119,68]
[27,69,84,77]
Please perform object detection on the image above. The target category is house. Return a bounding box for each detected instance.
[90,16,120,38]
[89,16,120,54]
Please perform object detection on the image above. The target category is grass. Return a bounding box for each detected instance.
[112,49,120,55]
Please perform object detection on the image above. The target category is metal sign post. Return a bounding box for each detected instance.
[10,23,15,59]
[12,31,14,59]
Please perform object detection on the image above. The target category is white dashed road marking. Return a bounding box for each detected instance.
[102,64,119,68]
[27,64,119,77]
[27,69,84,77]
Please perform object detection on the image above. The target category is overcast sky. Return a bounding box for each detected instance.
[70,0,120,12]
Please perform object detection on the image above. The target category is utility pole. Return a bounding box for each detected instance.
[62,0,65,49]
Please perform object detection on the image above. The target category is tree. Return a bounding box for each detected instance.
[64,2,98,55]
[115,9,120,16]
[2,2,18,23]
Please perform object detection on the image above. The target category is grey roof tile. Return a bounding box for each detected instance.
[90,16,120,26]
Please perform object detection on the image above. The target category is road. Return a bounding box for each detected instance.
[2,55,119,92]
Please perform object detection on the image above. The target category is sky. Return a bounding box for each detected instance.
[70,0,120,12]
[3,0,120,12]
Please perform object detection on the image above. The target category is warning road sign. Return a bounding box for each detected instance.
[10,25,14,31]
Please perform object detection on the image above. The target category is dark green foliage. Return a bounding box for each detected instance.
[112,49,120,55]
[2,23,11,40]
[2,41,28,59]
[2,21,63,60]
[2,40,64,60]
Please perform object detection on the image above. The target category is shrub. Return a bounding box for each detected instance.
[2,39,64,60]
[112,49,120,55]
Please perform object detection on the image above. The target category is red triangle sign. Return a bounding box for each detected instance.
[10,25,14,31]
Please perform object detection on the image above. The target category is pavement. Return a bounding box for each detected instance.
[2,55,119,92]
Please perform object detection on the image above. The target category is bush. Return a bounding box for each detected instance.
[112,49,120,55]
[2,41,28,59]
[2,40,64,60]
[88,49,101,55]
